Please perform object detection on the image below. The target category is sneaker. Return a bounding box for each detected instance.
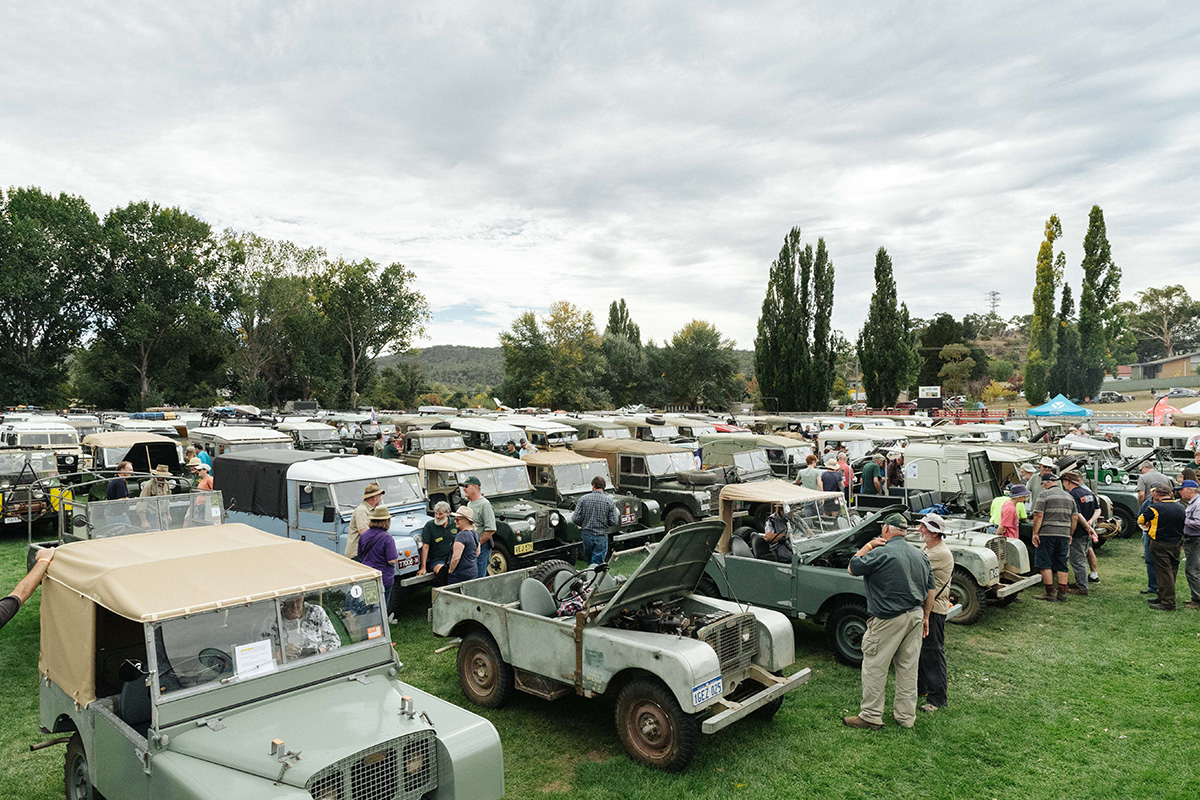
[1089,573,1100,582]
[919,704,939,713]
[1185,601,1200,610]
[843,715,883,730]
[1148,602,1176,611]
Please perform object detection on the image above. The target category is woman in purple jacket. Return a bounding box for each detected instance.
[358,505,399,607]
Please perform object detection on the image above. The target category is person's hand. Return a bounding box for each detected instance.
[417,567,426,576]
[1032,533,1040,548]
[285,644,301,658]
[432,563,443,574]
[868,537,886,549]
[1090,530,1099,543]
[35,547,55,563]
[922,618,930,638]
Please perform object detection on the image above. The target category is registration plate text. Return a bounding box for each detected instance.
[514,541,534,555]
[692,676,723,706]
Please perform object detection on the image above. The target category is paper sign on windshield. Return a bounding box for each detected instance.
[234,640,277,678]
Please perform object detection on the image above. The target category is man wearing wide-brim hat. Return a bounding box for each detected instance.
[843,512,936,731]
[139,464,173,498]
[346,482,385,561]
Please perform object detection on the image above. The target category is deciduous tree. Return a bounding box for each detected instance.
[665,320,741,409]
[1124,285,1199,358]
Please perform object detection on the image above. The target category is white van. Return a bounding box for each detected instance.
[189,426,294,457]
[1118,426,1199,460]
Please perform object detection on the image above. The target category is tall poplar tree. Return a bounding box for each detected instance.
[857,247,917,407]
[806,238,837,409]
[754,227,803,410]
[1048,284,1084,399]
[1078,205,1119,396]
[1024,215,1062,405]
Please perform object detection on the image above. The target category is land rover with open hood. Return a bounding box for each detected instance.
[522,450,662,547]
[275,420,351,453]
[418,449,576,574]
[572,439,718,533]
[36,525,503,800]
[215,451,430,617]
[430,520,810,771]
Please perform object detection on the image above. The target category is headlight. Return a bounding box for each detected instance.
[32,489,45,499]
[550,512,562,527]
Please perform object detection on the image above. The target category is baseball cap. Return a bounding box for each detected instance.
[879,512,908,529]
[917,513,946,535]
[1041,471,1060,482]
[1181,480,1199,489]
[460,476,482,487]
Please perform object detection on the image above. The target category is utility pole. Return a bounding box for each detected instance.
[987,290,1001,316]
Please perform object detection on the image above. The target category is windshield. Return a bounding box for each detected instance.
[9,432,79,447]
[546,461,611,492]
[226,441,293,452]
[765,447,804,465]
[152,581,386,698]
[733,450,770,473]
[645,425,679,441]
[486,430,523,447]
[646,451,696,477]
[298,428,340,442]
[683,425,717,437]
[785,495,850,535]
[79,492,224,539]
[411,435,465,452]
[600,428,631,439]
[545,430,579,445]
[0,451,57,477]
[334,473,425,510]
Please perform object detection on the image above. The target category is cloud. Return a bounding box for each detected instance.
[1,1,1197,348]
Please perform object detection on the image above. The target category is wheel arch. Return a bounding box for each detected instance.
[815,592,868,625]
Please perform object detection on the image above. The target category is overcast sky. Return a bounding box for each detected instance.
[2,2,1197,350]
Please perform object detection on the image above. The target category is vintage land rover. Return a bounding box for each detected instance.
[572,439,718,532]
[431,520,810,771]
[274,420,351,453]
[36,525,504,800]
[399,428,469,467]
[448,418,525,453]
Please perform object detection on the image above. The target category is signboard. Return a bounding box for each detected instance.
[919,386,941,399]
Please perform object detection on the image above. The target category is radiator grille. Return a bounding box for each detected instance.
[531,509,552,542]
[986,536,1007,571]
[307,731,436,800]
[697,613,758,678]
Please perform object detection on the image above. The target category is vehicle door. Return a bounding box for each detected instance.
[619,455,650,491]
[967,451,999,512]
[293,481,338,552]
[719,539,795,612]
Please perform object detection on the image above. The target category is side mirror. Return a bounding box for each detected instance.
[322,505,336,524]
[72,514,92,530]
[118,659,145,683]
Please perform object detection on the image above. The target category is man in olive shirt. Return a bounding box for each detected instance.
[843,512,936,730]
[860,454,886,495]
[462,476,497,578]
[1032,471,1088,602]
[1140,483,1186,611]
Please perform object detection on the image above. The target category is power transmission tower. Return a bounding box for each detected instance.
[987,290,1001,316]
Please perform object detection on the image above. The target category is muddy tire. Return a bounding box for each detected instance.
[948,567,987,625]
[456,629,514,709]
[65,733,104,800]
[695,575,722,599]
[663,507,695,532]
[529,559,575,592]
[825,599,869,667]
[615,677,699,771]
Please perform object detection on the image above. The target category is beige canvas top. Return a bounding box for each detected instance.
[521,450,604,466]
[418,448,521,472]
[39,525,377,706]
[82,431,178,449]
[572,438,684,456]
[717,480,842,553]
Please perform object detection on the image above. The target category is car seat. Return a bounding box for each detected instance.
[751,533,773,560]
[730,536,753,558]
[118,674,152,737]
[519,578,557,617]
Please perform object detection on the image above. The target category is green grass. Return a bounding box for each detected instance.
[3,533,1199,799]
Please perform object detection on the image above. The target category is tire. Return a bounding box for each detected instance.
[825,600,869,668]
[947,567,986,626]
[530,559,575,592]
[64,733,104,800]
[695,575,722,599]
[732,526,757,546]
[729,674,786,720]
[675,469,717,487]
[486,542,511,575]
[663,507,695,532]
[456,629,514,709]
[615,677,699,772]
[1111,505,1137,539]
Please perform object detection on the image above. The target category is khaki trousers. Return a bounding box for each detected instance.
[859,607,924,727]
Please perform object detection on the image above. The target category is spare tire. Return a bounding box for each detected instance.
[529,559,576,591]
[675,469,717,487]
[645,414,666,425]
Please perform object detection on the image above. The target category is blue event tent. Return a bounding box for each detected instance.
[1027,394,1092,417]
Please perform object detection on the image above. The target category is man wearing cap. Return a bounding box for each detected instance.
[1027,457,1058,504]
[1136,462,1171,595]
[997,484,1030,540]
[861,454,886,495]
[447,506,480,585]
[1031,471,1085,602]
[139,464,173,497]
[188,458,213,492]
[572,475,620,566]
[843,512,936,730]
[381,436,400,460]
[1061,471,1099,595]
[358,506,399,606]
[1139,484,1185,610]
[1179,480,1200,609]
[915,514,953,713]
[461,477,497,577]
[346,482,384,560]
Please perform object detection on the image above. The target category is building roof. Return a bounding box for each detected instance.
[1132,351,1200,367]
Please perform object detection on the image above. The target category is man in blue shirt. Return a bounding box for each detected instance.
[106,461,133,500]
[843,512,936,731]
[572,476,620,566]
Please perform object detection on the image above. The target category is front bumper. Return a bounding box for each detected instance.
[994,573,1043,598]
[700,666,811,734]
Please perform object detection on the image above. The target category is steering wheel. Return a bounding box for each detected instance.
[198,647,234,676]
[551,563,610,604]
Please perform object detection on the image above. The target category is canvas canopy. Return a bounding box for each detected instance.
[572,439,684,456]
[418,448,521,472]
[39,525,378,706]
[1027,394,1092,417]
[213,450,343,519]
[520,450,604,466]
[82,432,178,449]
[1058,434,1118,452]
[717,480,842,552]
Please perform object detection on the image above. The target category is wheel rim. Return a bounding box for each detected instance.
[487,549,508,575]
[464,644,496,699]
[838,616,866,657]
[625,699,674,760]
[69,752,90,800]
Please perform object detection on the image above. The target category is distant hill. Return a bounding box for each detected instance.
[380,345,754,391]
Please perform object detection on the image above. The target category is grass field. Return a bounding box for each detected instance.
[3,532,1200,800]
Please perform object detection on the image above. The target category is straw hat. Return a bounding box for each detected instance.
[362,482,384,500]
[150,464,172,477]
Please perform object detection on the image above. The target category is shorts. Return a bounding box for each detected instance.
[1034,535,1070,573]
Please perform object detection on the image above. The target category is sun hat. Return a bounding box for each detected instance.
[186,456,203,468]
[824,457,839,469]
[918,513,946,535]
[150,464,172,477]
[1009,484,1030,498]
[453,506,475,522]
[362,482,384,500]
[1039,456,1057,468]
[368,505,392,524]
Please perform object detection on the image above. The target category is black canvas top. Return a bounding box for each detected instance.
[213,450,344,519]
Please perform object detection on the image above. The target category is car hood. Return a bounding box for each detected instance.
[793,505,901,564]
[162,672,435,789]
[593,519,723,626]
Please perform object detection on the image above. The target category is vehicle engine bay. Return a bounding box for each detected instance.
[609,600,731,637]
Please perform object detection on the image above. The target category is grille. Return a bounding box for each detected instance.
[697,613,758,678]
[986,537,1007,571]
[532,509,552,542]
[307,731,437,800]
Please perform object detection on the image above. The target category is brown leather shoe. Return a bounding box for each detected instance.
[1066,587,1089,596]
[843,715,883,730]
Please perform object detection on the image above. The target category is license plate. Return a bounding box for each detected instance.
[4,516,19,524]
[620,512,637,525]
[514,541,534,555]
[396,554,419,571]
[692,676,723,706]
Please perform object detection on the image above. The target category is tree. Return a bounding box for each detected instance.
[499,311,549,407]
[368,361,427,409]
[1078,205,1119,394]
[937,343,975,396]
[0,187,102,405]
[1124,285,1199,358]
[1048,284,1084,399]
[664,320,741,409]
[804,238,837,409]
[1024,215,1062,405]
[313,258,428,408]
[499,302,606,410]
[857,247,919,407]
[601,331,646,407]
[95,201,220,409]
[754,227,803,411]
[605,299,641,346]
